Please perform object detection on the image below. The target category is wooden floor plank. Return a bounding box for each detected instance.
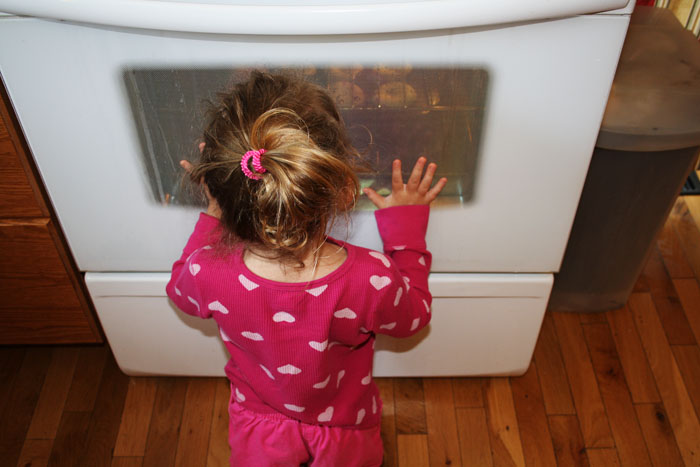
[682,195,700,235]
[656,206,695,279]
[533,313,576,415]
[629,293,700,466]
[26,347,80,440]
[15,439,53,467]
[206,379,230,467]
[452,377,484,408]
[455,408,493,467]
[394,378,427,434]
[548,415,590,467]
[142,378,188,467]
[0,347,26,417]
[509,362,557,467]
[673,278,700,345]
[552,312,614,448]
[423,378,461,467]
[634,403,684,467]
[48,410,92,467]
[79,351,131,467]
[578,312,607,324]
[633,269,651,293]
[376,378,398,467]
[640,247,696,345]
[174,378,217,467]
[64,345,107,413]
[483,378,525,467]
[114,378,158,457]
[397,434,430,467]
[0,348,51,467]
[606,306,661,404]
[671,345,700,420]
[582,323,652,467]
[670,198,700,284]
[111,457,144,467]
[586,448,621,467]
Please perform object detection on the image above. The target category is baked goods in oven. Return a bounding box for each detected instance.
[379,82,417,107]
[329,81,365,108]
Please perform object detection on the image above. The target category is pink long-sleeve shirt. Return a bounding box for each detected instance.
[166,205,432,429]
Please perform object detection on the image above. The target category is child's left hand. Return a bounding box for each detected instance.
[181,142,222,219]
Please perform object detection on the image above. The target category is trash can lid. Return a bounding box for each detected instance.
[597,6,700,152]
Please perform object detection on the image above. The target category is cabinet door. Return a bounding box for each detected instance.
[0,106,46,218]
[0,219,101,343]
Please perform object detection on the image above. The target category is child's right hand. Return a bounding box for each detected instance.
[363,157,447,209]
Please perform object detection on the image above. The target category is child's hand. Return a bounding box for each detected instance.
[181,142,222,218]
[363,157,447,209]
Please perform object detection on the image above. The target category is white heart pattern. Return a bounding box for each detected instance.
[423,299,431,313]
[393,245,406,250]
[235,387,245,402]
[273,311,295,323]
[370,275,391,290]
[238,274,259,291]
[337,370,346,388]
[284,404,305,412]
[403,276,410,291]
[189,263,201,276]
[372,396,377,414]
[208,300,229,314]
[174,286,182,296]
[356,408,366,425]
[309,340,328,352]
[369,251,390,268]
[394,287,403,306]
[317,406,334,423]
[333,308,357,319]
[418,256,426,266]
[410,318,420,331]
[313,374,331,389]
[361,373,372,385]
[277,364,302,375]
[187,296,200,312]
[306,285,328,297]
[260,364,275,380]
[241,331,264,341]
[379,322,397,330]
[219,327,231,342]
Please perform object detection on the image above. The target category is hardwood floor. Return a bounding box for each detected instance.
[3,195,700,467]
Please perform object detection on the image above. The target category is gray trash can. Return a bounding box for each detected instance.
[548,6,700,312]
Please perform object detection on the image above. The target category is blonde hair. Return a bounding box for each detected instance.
[189,71,360,266]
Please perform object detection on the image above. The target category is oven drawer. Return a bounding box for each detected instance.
[86,272,552,377]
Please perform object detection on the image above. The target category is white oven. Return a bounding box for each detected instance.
[0,0,632,376]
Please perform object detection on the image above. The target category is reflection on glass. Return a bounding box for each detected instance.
[124,66,487,208]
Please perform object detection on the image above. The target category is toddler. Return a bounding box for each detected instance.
[166,71,446,466]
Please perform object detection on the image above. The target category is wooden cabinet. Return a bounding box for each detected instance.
[0,84,102,344]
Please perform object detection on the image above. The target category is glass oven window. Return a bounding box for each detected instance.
[124,66,487,208]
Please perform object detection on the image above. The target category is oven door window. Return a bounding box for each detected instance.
[124,66,487,208]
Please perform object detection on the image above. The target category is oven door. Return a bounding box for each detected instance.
[0,1,631,273]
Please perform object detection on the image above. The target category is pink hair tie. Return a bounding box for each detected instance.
[241,149,267,180]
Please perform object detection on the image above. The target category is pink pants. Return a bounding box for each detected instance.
[228,402,383,466]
